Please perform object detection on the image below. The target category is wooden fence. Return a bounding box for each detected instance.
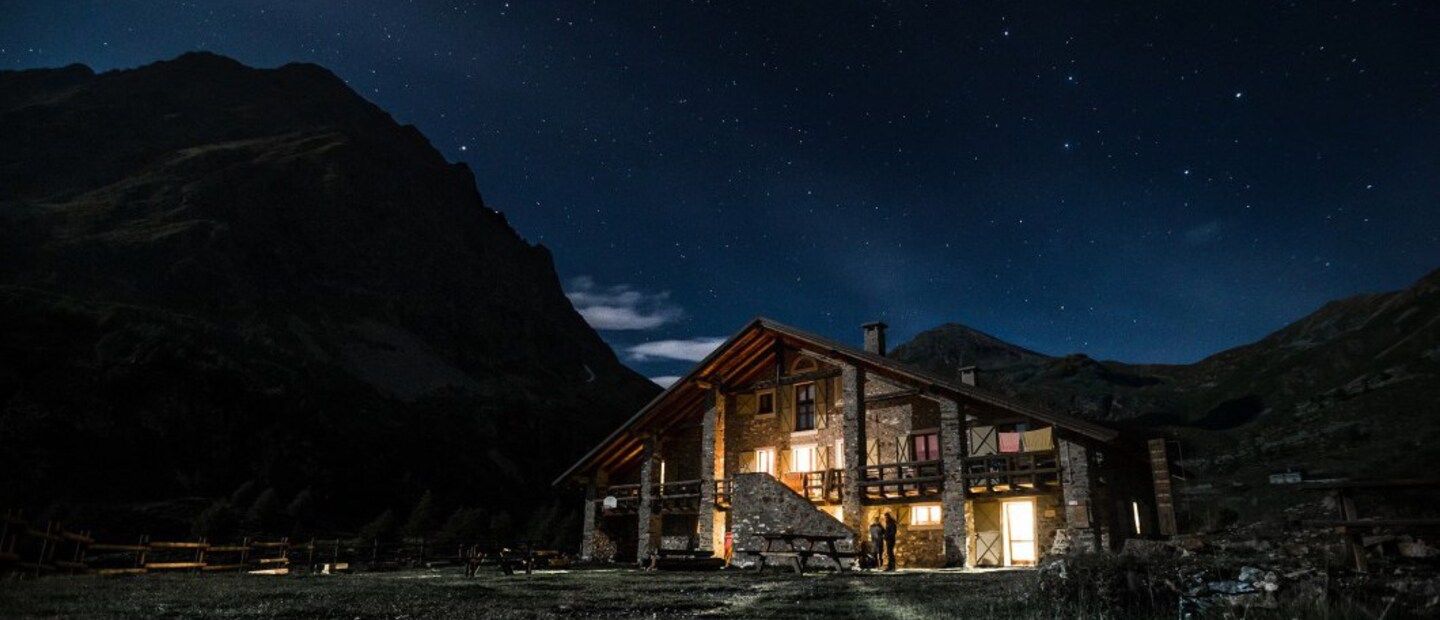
[1,510,560,578]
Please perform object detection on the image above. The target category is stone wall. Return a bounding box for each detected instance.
[723,350,846,478]
[859,503,947,568]
[729,473,855,567]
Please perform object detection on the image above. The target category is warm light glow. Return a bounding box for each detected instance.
[755,448,775,476]
[1003,500,1037,565]
[1132,501,1142,535]
[910,504,942,526]
[792,444,816,472]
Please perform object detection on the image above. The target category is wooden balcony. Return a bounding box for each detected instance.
[598,480,729,515]
[862,460,944,503]
[781,469,845,503]
[964,450,1059,495]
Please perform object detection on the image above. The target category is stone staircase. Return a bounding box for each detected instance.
[729,473,857,567]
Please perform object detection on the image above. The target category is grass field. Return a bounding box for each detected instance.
[0,567,1106,619]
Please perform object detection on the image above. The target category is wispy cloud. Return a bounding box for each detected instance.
[565,276,684,331]
[626,337,726,362]
[650,376,682,388]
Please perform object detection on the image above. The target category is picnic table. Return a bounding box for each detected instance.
[745,532,856,574]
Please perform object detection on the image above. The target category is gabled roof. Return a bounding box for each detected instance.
[554,317,1121,486]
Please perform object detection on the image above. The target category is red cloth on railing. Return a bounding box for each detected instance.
[999,431,1021,453]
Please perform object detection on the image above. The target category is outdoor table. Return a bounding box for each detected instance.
[749,532,853,574]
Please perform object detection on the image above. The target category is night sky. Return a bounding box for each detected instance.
[3,1,1437,384]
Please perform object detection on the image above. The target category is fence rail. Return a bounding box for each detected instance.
[0,510,562,578]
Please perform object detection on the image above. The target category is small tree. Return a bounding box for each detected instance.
[402,490,441,538]
[436,507,488,543]
[243,488,281,534]
[357,509,397,542]
[193,499,240,539]
[286,488,316,533]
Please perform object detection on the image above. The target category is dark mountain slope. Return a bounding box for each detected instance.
[892,270,1440,520]
[0,53,659,538]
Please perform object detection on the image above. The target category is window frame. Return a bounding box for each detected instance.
[754,447,777,476]
[910,430,941,462]
[755,389,775,418]
[910,503,943,528]
[791,444,817,473]
[794,382,816,431]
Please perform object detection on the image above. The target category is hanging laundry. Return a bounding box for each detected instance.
[969,425,998,456]
[999,431,1021,453]
[1023,427,1054,452]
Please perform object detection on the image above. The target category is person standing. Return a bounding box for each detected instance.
[883,512,898,571]
[722,530,734,568]
[868,517,885,570]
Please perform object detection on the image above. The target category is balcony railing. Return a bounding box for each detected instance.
[861,460,945,501]
[779,469,845,503]
[963,450,1059,494]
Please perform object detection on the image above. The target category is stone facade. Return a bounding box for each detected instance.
[729,473,854,568]
[938,398,967,566]
[859,504,948,568]
[1059,436,1103,553]
[572,321,1143,568]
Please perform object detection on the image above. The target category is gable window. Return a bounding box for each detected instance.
[756,390,775,417]
[755,447,776,476]
[791,356,818,374]
[911,432,940,462]
[794,383,816,431]
[911,504,942,527]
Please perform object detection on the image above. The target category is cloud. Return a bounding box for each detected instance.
[649,376,682,388]
[565,276,684,331]
[625,337,727,362]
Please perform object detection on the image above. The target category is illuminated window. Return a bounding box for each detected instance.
[1132,501,1143,535]
[910,504,942,527]
[795,383,816,431]
[755,448,776,476]
[792,445,816,473]
[757,391,775,416]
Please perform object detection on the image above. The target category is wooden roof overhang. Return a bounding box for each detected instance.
[553,317,1122,487]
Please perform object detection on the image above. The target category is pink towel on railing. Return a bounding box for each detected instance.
[999,431,1021,453]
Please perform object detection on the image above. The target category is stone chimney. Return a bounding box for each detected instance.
[862,321,888,356]
[959,365,978,386]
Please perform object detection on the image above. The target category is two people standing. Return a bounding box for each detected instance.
[868,512,897,571]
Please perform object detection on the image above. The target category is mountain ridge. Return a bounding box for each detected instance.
[892,268,1440,522]
[0,53,660,540]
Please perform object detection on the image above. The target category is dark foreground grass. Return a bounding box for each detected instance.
[0,567,1117,619]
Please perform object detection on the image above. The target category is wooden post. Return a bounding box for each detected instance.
[1339,490,1368,572]
[1148,439,1179,536]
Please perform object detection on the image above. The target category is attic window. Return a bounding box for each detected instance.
[791,357,818,374]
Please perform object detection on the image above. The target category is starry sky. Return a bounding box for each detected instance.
[2,1,1437,383]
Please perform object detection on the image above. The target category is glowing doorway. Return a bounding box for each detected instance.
[1001,499,1037,566]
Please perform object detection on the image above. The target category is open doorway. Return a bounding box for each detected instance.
[1001,499,1037,566]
